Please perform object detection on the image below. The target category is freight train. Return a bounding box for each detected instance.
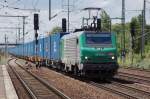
[8,30,118,79]
[8,10,119,79]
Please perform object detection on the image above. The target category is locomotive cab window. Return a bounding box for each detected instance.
[85,33,112,47]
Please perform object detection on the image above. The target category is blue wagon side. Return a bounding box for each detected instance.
[50,33,68,68]
[38,38,44,59]
[43,36,51,66]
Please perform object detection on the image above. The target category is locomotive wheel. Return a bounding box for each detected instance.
[65,67,69,73]
[60,63,65,71]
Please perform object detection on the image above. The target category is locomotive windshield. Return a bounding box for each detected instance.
[86,33,112,45]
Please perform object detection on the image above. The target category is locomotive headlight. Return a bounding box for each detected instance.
[85,56,88,60]
[112,56,115,60]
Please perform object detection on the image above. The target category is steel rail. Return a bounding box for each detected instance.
[112,81,150,97]
[8,59,38,99]
[118,72,150,83]
[120,67,150,73]
[89,81,139,99]
[15,59,71,99]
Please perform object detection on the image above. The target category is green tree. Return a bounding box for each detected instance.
[100,10,110,32]
[50,26,62,34]
[138,14,150,56]
[112,23,122,52]
[131,14,150,54]
[130,17,141,53]
[145,25,150,45]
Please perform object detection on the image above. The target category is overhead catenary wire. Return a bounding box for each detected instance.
[10,0,22,5]
[0,1,150,42]
[32,0,39,10]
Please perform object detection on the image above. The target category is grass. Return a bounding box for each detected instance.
[118,53,150,69]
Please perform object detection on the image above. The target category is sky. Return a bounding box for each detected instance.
[0,0,149,44]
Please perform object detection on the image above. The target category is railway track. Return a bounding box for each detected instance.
[8,59,71,99]
[122,67,150,73]
[112,80,150,98]
[14,58,150,99]
[117,72,150,85]
[89,81,150,99]
[61,64,150,99]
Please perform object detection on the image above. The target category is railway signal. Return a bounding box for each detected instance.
[34,13,39,45]
[97,18,101,31]
[130,22,135,49]
[62,18,67,32]
[35,32,38,44]
[34,13,39,59]
[130,22,135,38]
[34,14,39,30]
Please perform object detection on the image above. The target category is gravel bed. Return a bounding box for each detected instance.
[17,59,125,99]
[7,63,31,99]
[118,68,150,78]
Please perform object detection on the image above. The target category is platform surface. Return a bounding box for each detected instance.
[0,65,18,99]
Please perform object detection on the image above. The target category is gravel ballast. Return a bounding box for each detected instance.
[17,59,124,99]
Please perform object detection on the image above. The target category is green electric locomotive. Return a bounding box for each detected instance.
[61,31,118,79]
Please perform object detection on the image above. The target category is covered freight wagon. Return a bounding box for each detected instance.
[38,38,45,58]
[43,36,51,66]
[27,41,36,62]
[44,36,51,59]
[50,32,68,68]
